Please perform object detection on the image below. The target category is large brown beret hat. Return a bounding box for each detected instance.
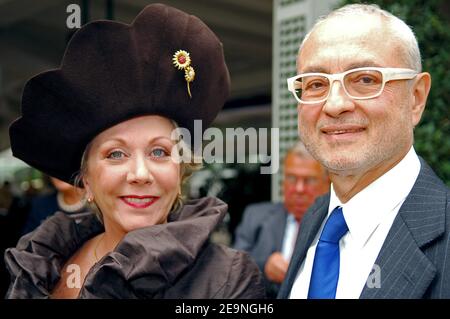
[9,3,230,184]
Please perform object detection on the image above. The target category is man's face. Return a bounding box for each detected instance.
[297,15,417,176]
[283,153,329,222]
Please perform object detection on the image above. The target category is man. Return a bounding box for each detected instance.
[279,4,450,299]
[233,142,329,297]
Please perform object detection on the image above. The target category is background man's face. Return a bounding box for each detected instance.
[283,153,329,222]
[297,15,416,176]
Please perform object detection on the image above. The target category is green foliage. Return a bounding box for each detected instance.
[338,0,450,185]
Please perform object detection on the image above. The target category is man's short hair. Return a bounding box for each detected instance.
[298,4,422,72]
[285,141,314,161]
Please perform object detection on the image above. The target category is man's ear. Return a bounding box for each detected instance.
[411,72,431,127]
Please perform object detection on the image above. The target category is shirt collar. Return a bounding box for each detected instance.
[329,146,421,247]
[286,213,297,225]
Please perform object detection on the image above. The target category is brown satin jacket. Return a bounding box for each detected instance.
[5,197,266,299]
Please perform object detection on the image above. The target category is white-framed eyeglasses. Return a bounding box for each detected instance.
[287,67,418,104]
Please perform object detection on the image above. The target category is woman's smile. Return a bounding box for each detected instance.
[119,195,160,208]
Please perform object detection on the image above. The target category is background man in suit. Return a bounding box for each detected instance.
[233,142,329,297]
[279,4,450,299]
[22,177,89,234]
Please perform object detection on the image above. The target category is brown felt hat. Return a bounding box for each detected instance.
[9,3,230,184]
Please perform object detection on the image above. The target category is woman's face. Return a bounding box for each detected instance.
[84,115,180,234]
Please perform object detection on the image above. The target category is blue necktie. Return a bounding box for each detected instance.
[308,206,348,299]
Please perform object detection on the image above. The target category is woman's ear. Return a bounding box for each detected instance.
[411,72,431,127]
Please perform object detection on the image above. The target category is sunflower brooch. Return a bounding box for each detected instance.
[173,50,195,98]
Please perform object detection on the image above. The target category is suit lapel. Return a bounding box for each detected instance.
[360,159,446,298]
[278,194,330,298]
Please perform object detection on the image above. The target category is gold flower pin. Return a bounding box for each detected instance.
[173,50,195,98]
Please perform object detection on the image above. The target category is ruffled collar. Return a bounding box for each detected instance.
[5,197,227,298]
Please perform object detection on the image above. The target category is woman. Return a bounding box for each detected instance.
[5,4,265,299]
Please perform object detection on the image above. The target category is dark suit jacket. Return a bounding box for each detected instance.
[278,158,450,299]
[233,202,288,297]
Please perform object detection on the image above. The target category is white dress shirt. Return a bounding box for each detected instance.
[281,214,299,261]
[289,146,421,299]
